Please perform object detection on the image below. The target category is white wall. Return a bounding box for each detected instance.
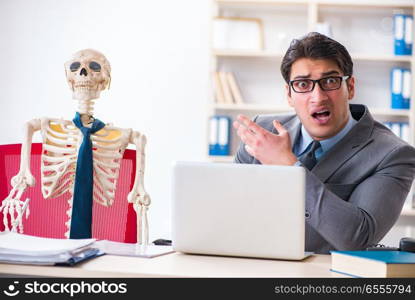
[0,0,211,241]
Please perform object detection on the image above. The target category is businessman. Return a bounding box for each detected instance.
[234,32,415,254]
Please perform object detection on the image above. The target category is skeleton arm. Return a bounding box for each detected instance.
[0,119,41,232]
[127,131,151,245]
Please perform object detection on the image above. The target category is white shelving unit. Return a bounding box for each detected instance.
[213,49,413,62]
[208,0,415,218]
[402,207,415,217]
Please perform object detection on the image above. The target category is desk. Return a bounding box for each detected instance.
[0,252,343,277]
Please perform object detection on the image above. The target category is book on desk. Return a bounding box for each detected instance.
[331,250,415,278]
[0,232,101,266]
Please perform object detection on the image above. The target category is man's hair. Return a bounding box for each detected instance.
[280,32,353,83]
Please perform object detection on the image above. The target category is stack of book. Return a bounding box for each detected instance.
[0,232,101,266]
[331,250,415,278]
[213,71,244,105]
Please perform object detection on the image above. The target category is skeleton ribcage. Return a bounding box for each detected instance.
[40,118,129,207]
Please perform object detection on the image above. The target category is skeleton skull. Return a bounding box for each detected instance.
[65,49,111,102]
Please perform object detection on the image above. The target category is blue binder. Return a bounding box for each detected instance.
[217,116,231,155]
[404,15,413,55]
[400,122,410,142]
[209,116,219,155]
[391,68,404,108]
[402,69,411,109]
[209,115,231,156]
[390,122,401,137]
[394,14,406,55]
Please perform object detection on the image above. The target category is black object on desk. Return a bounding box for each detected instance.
[400,237,415,252]
[153,239,172,246]
[366,237,415,252]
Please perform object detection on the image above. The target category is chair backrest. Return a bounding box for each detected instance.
[0,143,137,243]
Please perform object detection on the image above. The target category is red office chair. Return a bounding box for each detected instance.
[0,143,137,243]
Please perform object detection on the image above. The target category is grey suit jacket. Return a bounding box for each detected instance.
[235,104,415,254]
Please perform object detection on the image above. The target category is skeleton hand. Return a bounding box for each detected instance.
[128,190,151,216]
[128,190,151,245]
[0,176,31,233]
[7,171,33,231]
[127,190,151,207]
[11,170,36,188]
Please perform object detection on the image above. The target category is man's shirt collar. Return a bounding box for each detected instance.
[297,111,357,156]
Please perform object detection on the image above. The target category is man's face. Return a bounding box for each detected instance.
[286,58,355,141]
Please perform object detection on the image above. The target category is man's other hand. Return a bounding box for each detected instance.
[233,114,297,166]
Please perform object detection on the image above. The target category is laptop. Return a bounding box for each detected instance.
[171,161,311,260]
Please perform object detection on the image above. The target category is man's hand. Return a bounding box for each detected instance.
[233,114,297,166]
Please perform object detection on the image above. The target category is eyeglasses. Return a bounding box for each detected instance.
[289,75,350,93]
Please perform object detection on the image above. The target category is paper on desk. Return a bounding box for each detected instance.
[0,232,95,256]
[0,232,99,265]
[94,240,174,258]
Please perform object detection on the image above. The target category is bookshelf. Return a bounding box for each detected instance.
[213,49,413,62]
[208,0,415,216]
[402,207,415,217]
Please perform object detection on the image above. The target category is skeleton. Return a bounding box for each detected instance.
[0,49,151,245]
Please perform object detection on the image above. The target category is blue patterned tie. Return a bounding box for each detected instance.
[70,112,105,239]
[299,140,321,170]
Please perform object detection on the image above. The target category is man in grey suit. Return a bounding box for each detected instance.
[233,32,415,254]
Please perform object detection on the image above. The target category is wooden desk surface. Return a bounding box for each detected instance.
[0,252,343,278]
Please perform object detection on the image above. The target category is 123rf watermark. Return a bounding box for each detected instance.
[3,280,127,297]
[275,283,413,296]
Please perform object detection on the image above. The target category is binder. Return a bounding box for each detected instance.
[217,116,231,155]
[402,69,411,109]
[208,115,231,156]
[390,122,401,137]
[401,122,410,142]
[209,116,219,155]
[391,68,403,109]
[384,122,410,142]
[404,15,413,55]
[394,14,405,55]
